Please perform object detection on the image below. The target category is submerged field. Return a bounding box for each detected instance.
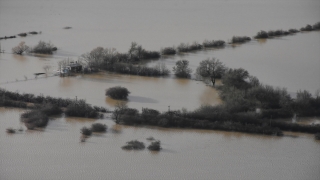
[0,0,320,179]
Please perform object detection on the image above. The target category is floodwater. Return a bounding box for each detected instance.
[1,108,320,180]
[1,0,320,179]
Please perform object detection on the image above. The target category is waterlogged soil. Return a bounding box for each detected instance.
[1,0,320,179]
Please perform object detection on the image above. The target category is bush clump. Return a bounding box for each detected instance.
[21,110,49,129]
[38,103,62,116]
[65,100,99,118]
[313,22,320,30]
[91,123,107,132]
[254,31,269,39]
[81,127,92,136]
[173,60,192,78]
[147,140,161,151]
[177,42,202,52]
[6,128,16,134]
[122,140,145,150]
[300,24,313,31]
[106,86,130,100]
[161,47,176,55]
[29,31,38,35]
[231,36,251,43]
[18,33,27,37]
[203,40,225,48]
[30,41,56,54]
[141,50,160,59]
[268,30,287,37]
[288,29,299,33]
[12,41,29,55]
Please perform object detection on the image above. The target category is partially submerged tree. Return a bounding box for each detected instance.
[173,60,192,78]
[112,102,128,124]
[12,41,29,55]
[91,123,107,132]
[161,47,176,55]
[122,140,145,150]
[106,86,130,100]
[147,140,161,151]
[80,47,118,70]
[195,58,226,86]
[30,41,56,54]
[81,127,92,136]
[127,42,160,61]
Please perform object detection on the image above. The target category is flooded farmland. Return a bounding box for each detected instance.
[0,0,320,179]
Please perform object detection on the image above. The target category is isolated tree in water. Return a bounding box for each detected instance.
[196,58,226,86]
[173,60,192,78]
[12,41,29,55]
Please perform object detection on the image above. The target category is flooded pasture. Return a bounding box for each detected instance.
[0,0,320,179]
[1,108,320,180]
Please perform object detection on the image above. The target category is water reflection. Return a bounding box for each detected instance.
[111,124,123,134]
[257,38,267,44]
[12,54,27,61]
[105,97,127,107]
[199,85,222,106]
[59,77,74,88]
[64,117,96,124]
[128,96,158,103]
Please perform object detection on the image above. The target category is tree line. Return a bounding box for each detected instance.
[110,61,320,135]
[0,88,106,129]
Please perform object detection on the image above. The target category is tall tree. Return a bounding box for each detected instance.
[196,58,226,86]
[173,60,192,78]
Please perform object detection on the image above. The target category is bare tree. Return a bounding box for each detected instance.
[112,102,128,124]
[12,41,29,55]
[195,58,226,86]
[80,47,118,69]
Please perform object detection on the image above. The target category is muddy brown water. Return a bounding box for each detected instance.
[0,0,320,179]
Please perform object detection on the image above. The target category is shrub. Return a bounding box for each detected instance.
[91,123,107,132]
[81,127,92,136]
[12,41,29,55]
[177,43,190,52]
[21,110,49,129]
[254,31,268,39]
[203,40,225,47]
[30,41,56,54]
[231,36,251,43]
[161,47,176,55]
[6,128,16,134]
[141,50,160,59]
[122,140,145,150]
[275,30,284,35]
[313,22,320,30]
[288,29,299,33]
[300,24,313,31]
[148,140,161,151]
[29,31,38,35]
[106,86,130,100]
[18,33,27,37]
[283,31,290,35]
[146,136,155,141]
[177,42,202,52]
[39,103,62,116]
[173,60,192,78]
[65,100,98,118]
[188,42,202,51]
